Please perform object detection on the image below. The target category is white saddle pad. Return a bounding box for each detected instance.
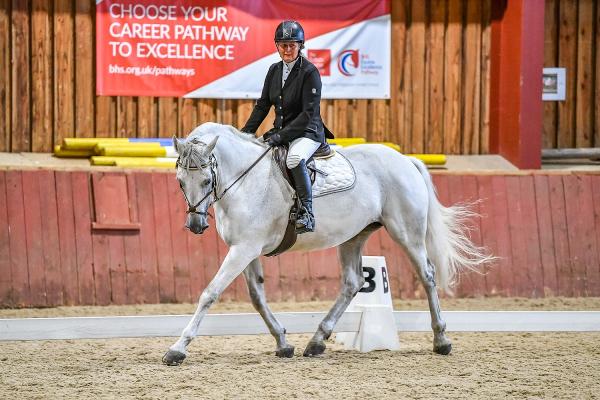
[312,151,356,198]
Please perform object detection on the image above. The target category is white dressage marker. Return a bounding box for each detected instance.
[1,311,599,341]
[336,256,400,352]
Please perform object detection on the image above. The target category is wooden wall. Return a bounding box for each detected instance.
[0,0,493,155]
[543,0,600,149]
[1,168,599,308]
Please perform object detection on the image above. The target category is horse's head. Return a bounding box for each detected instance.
[173,135,219,234]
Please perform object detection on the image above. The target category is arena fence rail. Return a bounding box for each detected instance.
[1,311,599,341]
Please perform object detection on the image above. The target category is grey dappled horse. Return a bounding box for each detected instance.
[163,122,491,366]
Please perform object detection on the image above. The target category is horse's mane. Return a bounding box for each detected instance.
[178,123,266,170]
[187,122,265,146]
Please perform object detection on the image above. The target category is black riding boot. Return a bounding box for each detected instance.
[290,160,315,233]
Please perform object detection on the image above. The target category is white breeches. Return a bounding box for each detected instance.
[286,137,321,169]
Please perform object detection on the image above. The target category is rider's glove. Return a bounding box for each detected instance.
[266,133,283,147]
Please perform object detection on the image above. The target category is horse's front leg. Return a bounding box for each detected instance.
[162,245,259,366]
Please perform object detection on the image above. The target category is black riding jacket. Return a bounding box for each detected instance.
[242,56,333,144]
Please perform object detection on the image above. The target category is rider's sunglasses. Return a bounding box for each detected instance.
[276,42,299,50]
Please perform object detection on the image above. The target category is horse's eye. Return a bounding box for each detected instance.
[202,178,211,186]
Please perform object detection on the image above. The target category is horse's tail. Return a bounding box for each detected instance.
[409,157,494,293]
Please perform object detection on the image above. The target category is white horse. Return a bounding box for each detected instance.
[163,122,491,366]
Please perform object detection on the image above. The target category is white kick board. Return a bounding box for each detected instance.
[1,311,600,341]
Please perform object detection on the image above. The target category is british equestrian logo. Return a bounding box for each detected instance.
[337,49,359,76]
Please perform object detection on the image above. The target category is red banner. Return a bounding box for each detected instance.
[96,0,389,97]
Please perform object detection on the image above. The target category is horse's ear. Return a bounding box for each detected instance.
[204,136,219,154]
[173,136,183,155]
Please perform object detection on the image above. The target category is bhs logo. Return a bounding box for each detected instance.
[337,49,359,76]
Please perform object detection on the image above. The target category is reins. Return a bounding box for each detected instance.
[177,146,272,216]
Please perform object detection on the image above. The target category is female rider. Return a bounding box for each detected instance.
[242,20,333,234]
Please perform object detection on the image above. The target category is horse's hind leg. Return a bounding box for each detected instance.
[304,225,378,357]
[243,258,294,358]
[400,242,452,355]
[423,258,452,354]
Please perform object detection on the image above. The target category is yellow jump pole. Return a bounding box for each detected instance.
[114,159,176,168]
[93,142,163,155]
[91,156,176,168]
[90,156,118,166]
[100,146,169,157]
[62,138,129,150]
[329,138,367,146]
[53,145,94,158]
[406,154,447,165]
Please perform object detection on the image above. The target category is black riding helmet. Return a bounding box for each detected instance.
[274,20,305,44]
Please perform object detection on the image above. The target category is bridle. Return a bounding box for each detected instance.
[176,154,218,216]
[176,147,272,216]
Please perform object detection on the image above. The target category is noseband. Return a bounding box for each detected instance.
[176,147,272,217]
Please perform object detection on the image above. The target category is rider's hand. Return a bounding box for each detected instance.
[263,127,278,138]
[265,133,283,147]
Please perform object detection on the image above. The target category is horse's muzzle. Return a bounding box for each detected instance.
[186,222,209,234]
[186,214,209,234]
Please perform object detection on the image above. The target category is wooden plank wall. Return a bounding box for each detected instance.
[0,0,493,155]
[544,0,600,148]
[1,169,599,307]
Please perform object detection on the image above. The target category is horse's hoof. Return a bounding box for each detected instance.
[303,341,326,357]
[434,342,452,355]
[275,345,295,358]
[162,350,187,366]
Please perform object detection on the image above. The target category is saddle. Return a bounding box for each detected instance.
[266,143,356,257]
[271,142,334,188]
